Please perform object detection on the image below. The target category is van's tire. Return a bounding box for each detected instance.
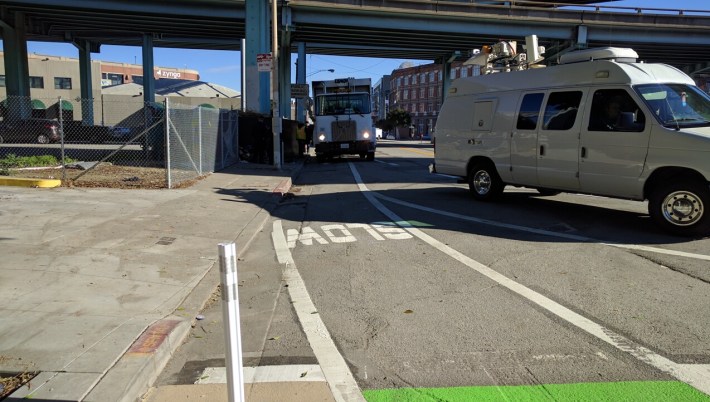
[648,180,710,237]
[468,162,504,201]
[366,152,375,161]
[316,154,326,163]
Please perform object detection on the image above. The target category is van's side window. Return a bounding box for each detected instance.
[543,91,583,130]
[516,93,544,130]
[588,89,645,132]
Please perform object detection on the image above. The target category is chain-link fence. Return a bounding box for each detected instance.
[166,98,239,188]
[0,95,241,188]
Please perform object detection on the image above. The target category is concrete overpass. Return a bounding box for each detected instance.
[2,0,710,161]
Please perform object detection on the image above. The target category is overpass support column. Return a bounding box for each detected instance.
[245,0,271,114]
[1,12,31,119]
[279,42,291,119]
[142,34,156,104]
[441,55,454,104]
[295,42,306,123]
[575,25,588,49]
[75,40,95,125]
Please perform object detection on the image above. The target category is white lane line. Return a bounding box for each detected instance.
[347,162,710,396]
[375,159,399,167]
[272,221,366,402]
[196,365,326,384]
[372,191,710,262]
[603,243,710,262]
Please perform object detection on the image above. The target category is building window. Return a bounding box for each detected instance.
[29,76,44,89]
[54,77,72,89]
[0,75,5,87]
[412,74,417,85]
[420,88,425,98]
[428,86,434,97]
[461,68,468,78]
[403,90,408,100]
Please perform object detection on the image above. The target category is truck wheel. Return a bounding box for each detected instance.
[468,162,504,201]
[37,134,50,144]
[366,152,375,161]
[648,180,710,237]
[316,154,326,163]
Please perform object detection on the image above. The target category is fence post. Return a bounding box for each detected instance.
[218,242,245,402]
[165,98,171,189]
[198,106,203,176]
[58,96,66,182]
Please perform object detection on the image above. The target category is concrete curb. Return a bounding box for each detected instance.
[0,176,62,188]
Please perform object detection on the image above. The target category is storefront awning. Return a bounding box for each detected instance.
[59,99,73,111]
[31,99,46,109]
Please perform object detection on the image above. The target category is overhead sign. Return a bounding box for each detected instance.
[257,53,273,72]
[291,84,309,99]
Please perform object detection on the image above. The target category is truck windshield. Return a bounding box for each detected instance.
[315,94,371,116]
[634,83,710,128]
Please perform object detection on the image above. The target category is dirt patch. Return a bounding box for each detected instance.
[0,371,38,399]
[7,165,206,189]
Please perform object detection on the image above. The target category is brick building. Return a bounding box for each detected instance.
[388,61,481,138]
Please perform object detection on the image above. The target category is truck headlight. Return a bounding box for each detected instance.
[363,132,370,139]
[318,134,326,141]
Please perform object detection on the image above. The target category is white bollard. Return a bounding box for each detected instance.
[218,242,245,402]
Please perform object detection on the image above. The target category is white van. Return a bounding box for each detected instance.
[433,47,710,236]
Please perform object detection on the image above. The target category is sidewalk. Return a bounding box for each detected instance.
[0,160,334,401]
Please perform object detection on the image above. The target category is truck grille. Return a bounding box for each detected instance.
[331,121,357,142]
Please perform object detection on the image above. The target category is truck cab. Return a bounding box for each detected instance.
[312,78,376,162]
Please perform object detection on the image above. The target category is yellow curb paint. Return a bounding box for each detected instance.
[0,177,62,188]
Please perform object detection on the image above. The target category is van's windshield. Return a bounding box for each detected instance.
[315,93,371,116]
[634,84,710,128]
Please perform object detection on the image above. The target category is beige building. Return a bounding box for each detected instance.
[0,52,239,125]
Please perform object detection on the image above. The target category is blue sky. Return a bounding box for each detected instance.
[9,0,709,92]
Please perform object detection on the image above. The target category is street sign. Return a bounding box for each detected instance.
[257,53,272,72]
[291,84,309,99]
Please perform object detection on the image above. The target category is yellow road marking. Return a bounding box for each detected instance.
[399,147,434,156]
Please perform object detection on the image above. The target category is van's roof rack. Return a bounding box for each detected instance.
[559,47,638,65]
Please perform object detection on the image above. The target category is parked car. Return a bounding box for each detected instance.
[0,119,61,144]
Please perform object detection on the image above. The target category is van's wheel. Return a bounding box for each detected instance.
[468,162,504,201]
[359,152,366,159]
[366,152,375,161]
[37,134,50,144]
[648,180,710,237]
[316,154,326,163]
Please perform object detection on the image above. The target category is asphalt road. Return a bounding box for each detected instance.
[158,140,710,401]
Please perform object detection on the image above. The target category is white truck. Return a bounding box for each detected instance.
[433,46,710,236]
[312,77,375,162]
